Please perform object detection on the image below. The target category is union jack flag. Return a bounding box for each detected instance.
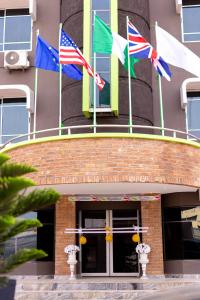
[59,30,105,90]
[128,21,172,81]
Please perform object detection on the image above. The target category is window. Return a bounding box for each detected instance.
[1,208,55,262]
[82,0,118,117]
[0,98,29,144]
[91,0,111,109]
[0,9,32,51]
[182,1,200,42]
[187,92,200,137]
[163,206,200,260]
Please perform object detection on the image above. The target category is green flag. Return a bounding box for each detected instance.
[93,15,139,77]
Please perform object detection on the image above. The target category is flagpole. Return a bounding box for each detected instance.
[155,21,165,136]
[59,23,62,136]
[33,29,39,140]
[126,16,133,134]
[158,74,165,136]
[93,11,97,134]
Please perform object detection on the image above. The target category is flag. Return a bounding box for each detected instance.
[93,15,139,77]
[59,30,105,90]
[128,20,172,81]
[156,25,200,78]
[35,36,82,80]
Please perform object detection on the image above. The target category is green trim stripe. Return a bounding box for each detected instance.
[110,0,118,116]
[2,133,200,153]
[82,0,91,118]
[82,0,119,117]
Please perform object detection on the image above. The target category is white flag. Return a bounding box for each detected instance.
[156,25,200,78]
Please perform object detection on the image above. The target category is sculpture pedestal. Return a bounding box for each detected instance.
[64,245,80,280]
[136,243,151,279]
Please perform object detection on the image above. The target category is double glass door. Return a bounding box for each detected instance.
[79,209,139,276]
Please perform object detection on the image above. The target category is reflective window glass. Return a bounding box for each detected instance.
[187,92,200,137]
[91,0,111,108]
[4,43,31,51]
[0,10,32,51]
[0,18,4,44]
[182,4,200,42]
[92,0,110,10]
[164,207,200,260]
[92,11,110,24]
[92,57,110,72]
[2,105,28,134]
[5,16,31,43]
[0,98,28,144]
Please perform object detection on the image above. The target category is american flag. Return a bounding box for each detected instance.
[59,30,105,90]
[128,20,172,81]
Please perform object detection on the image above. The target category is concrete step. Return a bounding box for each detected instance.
[15,279,200,291]
[13,277,200,300]
[14,289,158,300]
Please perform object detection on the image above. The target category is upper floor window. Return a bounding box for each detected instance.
[0,9,32,51]
[182,0,200,42]
[91,0,111,109]
[0,98,29,144]
[187,92,200,137]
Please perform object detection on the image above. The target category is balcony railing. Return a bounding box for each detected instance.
[0,124,200,150]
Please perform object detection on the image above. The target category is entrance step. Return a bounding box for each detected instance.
[13,276,200,300]
[15,290,157,300]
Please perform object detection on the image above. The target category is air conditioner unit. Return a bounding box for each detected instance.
[4,51,30,70]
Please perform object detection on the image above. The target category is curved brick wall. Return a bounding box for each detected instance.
[5,137,200,188]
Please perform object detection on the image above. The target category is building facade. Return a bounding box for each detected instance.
[1,0,200,277]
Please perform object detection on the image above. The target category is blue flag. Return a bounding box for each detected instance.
[35,35,82,80]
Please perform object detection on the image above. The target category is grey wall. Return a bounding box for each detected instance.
[149,0,200,132]
[0,0,60,134]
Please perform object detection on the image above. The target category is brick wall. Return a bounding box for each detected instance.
[141,200,164,275]
[55,196,76,275]
[5,137,200,188]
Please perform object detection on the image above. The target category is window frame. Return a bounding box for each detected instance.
[82,0,118,117]
[0,97,30,144]
[181,2,200,43]
[0,9,32,52]
[186,92,200,137]
[180,78,200,139]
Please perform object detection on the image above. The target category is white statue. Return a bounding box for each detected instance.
[64,245,80,279]
[136,243,151,278]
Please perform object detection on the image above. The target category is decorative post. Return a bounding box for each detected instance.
[64,245,80,279]
[136,243,151,279]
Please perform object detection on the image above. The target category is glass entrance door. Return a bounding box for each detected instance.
[79,209,139,276]
[110,210,139,275]
[80,210,109,276]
